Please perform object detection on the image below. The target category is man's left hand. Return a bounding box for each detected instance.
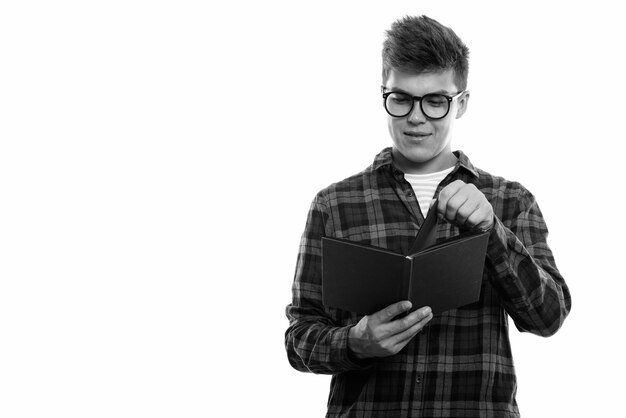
[436,180,494,231]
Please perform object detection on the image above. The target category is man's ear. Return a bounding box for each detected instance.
[455,91,470,119]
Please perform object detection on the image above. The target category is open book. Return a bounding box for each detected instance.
[321,203,490,315]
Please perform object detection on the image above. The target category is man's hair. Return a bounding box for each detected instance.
[382,15,470,91]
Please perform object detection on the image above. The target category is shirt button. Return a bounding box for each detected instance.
[415,375,422,384]
[407,191,413,197]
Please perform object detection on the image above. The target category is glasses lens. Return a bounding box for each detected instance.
[385,92,413,117]
[421,94,449,119]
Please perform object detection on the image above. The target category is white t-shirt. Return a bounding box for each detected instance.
[404,166,455,217]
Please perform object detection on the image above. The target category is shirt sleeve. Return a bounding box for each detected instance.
[485,187,571,337]
[284,193,375,374]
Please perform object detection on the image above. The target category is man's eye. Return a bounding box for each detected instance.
[425,97,446,107]
[391,96,410,104]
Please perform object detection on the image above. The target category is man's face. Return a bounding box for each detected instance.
[384,68,469,173]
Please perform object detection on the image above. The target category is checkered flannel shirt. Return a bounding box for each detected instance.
[285,147,571,418]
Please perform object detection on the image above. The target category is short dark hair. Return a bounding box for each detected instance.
[382,15,470,91]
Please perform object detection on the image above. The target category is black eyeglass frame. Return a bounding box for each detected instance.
[381,88,466,120]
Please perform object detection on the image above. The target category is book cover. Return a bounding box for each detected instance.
[321,205,490,315]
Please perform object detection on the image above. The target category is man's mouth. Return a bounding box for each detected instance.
[404,131,431,138]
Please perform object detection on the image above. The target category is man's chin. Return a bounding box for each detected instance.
[393,146,434,164]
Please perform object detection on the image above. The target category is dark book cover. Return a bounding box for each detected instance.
[321,205,490,315]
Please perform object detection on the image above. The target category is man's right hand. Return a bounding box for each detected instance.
[347,301,433,359]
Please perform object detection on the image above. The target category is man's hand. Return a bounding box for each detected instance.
[436,180,494,231]
[347,301,433,359]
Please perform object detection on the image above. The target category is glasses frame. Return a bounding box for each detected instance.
[381,88,465,120]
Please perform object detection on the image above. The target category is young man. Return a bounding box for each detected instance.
[285,15,571,417]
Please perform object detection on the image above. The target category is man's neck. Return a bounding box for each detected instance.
[391,148,458,175]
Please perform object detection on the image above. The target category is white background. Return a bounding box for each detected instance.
[1,1,624,417]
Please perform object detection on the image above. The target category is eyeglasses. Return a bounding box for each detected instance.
[382,89,465,119]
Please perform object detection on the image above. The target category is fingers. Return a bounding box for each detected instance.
[454,195,481,226]
[348,305,433,358]
[437,180,494,230]
[393,310,433,348]
[373,300,412,324]
[378,306,432,339]
[437,180,465,217]
[438,180,475,221]
[380,308,433,355]
[466,206,494,230]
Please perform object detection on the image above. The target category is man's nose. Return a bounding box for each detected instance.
[407,100,427,124]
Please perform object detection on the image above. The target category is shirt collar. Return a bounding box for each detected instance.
[372,147,480,178]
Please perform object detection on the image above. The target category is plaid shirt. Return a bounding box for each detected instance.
[285,147,571,418]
